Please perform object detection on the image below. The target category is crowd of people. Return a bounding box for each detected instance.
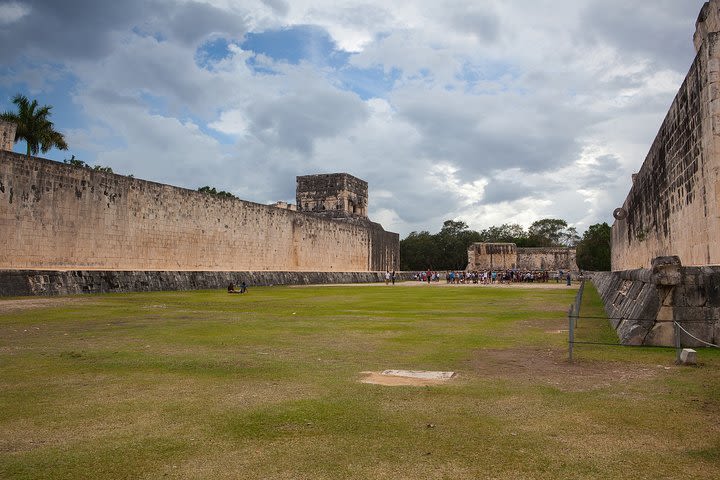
[410,269,574,285]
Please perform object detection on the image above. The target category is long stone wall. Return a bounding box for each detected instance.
[0,152,399,273]
[612,3,720,270]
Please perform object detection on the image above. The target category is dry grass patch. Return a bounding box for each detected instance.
[470,347,667,392]
[0,297,97,313]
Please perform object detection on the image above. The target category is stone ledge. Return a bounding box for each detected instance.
[0,270,415,297]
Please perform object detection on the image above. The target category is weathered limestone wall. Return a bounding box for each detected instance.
[0,152,399,272]
[467,243,517,270]
[612,2,720,270]
[517,247,577,271]
[592,256,720,347]
[0,270,415,297]
[0,120,16,152]
[467,243,577,271]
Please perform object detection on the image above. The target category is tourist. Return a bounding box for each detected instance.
[391,270,396,285]
[385,270,391,285]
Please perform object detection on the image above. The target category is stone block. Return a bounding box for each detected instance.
[652,257,682,286]
[644,322,674,346]
[679,348,698,365]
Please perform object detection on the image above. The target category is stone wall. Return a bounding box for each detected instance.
[0,152,399,272]
[0,120,16,152]
[612,1,720,270]
[296,173,368,218]
[467,243,577,272]
[466,243,517,270]
[0,269,415,297]
[592,256,720,347]
[517,247,577,271]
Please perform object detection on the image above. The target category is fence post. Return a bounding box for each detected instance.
[568,304,575,363]
[574,280,585,328]
[674,321,682,364]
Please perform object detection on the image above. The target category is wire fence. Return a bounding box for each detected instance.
[567,280,719,363]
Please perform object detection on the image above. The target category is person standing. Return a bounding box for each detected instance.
[391,270,396,285]
[385,270,391,285]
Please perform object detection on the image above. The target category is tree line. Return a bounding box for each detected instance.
[400,219,611,272]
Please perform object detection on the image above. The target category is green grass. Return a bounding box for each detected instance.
[1,283,719,479]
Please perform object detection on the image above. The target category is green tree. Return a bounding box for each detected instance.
[400,220,481,271]
[561,226,581,247]
[528,218,568,247]
[197,186,238,200]
[399,231,438,270]
[576,222,611,271]
[480,223,528,245]
[1,94,68,156]
[437,220,481,270]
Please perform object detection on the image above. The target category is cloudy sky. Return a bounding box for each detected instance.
[0,0,708,236]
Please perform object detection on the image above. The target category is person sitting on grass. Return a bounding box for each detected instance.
[228,282,247,294]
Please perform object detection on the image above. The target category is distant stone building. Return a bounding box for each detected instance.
[467,242,577,272]
[270,201,297,211]
[296,173,368,219]
[0,120,16,152]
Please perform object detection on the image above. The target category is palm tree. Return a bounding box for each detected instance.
[1,94,68,156]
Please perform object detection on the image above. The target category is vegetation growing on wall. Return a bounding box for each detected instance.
[63,155,113,173]
[197,186,238,200]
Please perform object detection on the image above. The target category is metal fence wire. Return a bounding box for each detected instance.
[567,279,719,363]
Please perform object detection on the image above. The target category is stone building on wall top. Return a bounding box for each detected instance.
[296,173,368,219]
[0,120,16,152]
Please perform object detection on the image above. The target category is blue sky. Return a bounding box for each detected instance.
[0,0,708,236]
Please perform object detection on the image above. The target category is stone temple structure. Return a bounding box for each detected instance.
[296,173,368,219]
[594,1,720,347]
[466,243,577,272]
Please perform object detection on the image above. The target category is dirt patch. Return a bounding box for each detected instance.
[0,297,94,313]
[470,348,668,392]
[359,371,456,387]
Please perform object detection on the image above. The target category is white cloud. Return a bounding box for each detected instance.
[0,0,710,237]
[0,2,30,25]
[209,109,249,136]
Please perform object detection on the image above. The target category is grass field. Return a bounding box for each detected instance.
[1,282,719,479]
